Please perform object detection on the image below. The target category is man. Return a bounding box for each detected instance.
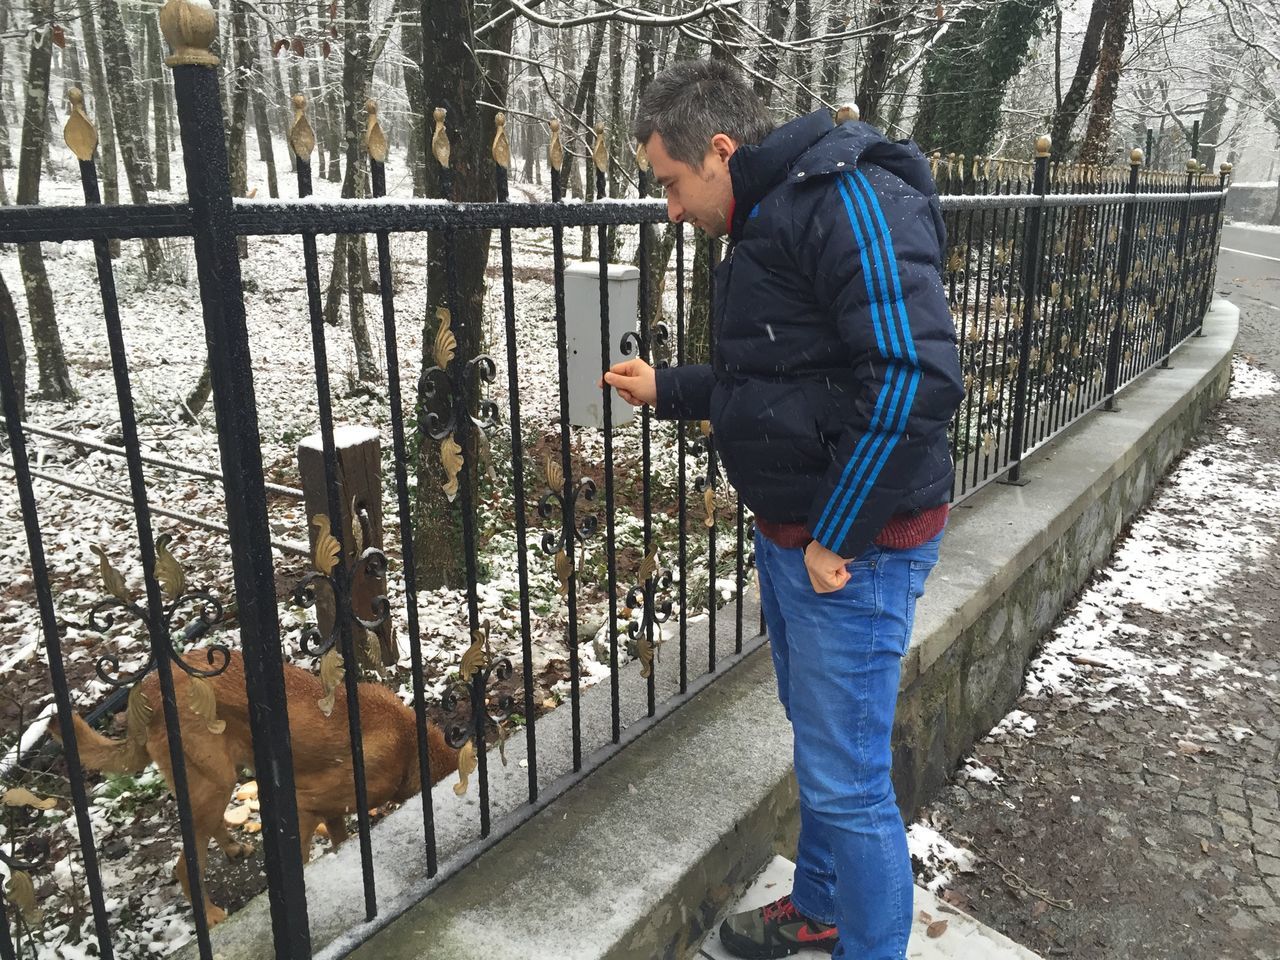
[602,61,964,960]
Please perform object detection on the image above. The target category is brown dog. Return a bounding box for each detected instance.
[56,650,457,925]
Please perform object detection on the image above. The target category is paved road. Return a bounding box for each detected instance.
[1219,225,1280,368]
[913,223,1280,960]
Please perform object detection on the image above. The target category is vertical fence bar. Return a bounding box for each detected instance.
[592,124,622,744]
[363,99,440,872]
[491,114,541,798]
[676,226,689,695]
[70,87,223,956]
[291,95,378,921]
[162,1,313,954]
[1104,149,1143,410]
[706,240,722,673]
[1005,136,1050,483]
[635,143,658,717]
[547,120,585,772]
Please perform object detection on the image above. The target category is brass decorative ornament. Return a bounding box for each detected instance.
[432,107,450,169]
[548,119,563,173]
[593,122,608,174]
[492,112,510,170]
[365,99,388,164]
[288,94,316,160]
[63,88,97,162]
[159,0,219,67]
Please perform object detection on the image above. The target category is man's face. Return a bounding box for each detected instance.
[645,131,738,238]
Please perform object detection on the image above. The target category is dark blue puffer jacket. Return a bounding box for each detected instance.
[654,110,964,559]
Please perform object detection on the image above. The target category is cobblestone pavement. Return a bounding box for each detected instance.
[913,236,1280,960]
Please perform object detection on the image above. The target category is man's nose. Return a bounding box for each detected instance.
[666,196,684,223]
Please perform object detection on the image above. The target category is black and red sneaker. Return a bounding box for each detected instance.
[718,893,839,958]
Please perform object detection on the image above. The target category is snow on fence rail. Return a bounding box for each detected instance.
[0,6,1230,959]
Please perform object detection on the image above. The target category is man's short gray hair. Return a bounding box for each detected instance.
[632,60,774,169]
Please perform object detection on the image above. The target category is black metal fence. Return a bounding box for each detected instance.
[0,9,1229,960]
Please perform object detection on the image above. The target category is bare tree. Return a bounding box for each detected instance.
[0,269,28,419]
[17,2,75,401]
[98,0,165,273]
[1078,0,1134,164]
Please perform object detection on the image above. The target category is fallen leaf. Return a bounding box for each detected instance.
[1032,900,1049,918]
[236,781,259,801]
[1200,839,1210,854]
[927,919,949,938]
[224,804,251,827]
[245,822,262,835]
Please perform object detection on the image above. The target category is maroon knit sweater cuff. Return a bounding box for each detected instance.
[756,503,949,552]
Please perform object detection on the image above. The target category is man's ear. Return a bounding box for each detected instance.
[710,133,739,162]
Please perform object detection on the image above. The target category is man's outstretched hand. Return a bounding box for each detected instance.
[804,539,851,593]
[599,358,657,407]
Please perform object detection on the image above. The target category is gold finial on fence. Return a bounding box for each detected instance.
[956,153,966,184]
[1035,134,1051,158]
[1220,162,1232,177]
[159,0,219,67]
[548,119,564,173]
[432,107,450,169]
[836,103,860,124]
[592,122,608,175]
[930,151,940,178]
[63,88,98,162]
[972,155,981,180]
[492,112,510,169]
[288,94,315,160]
[1185,157,1197,175]
[364,99,388,163]
[1130,147,1144,167]
[635,140,650,172]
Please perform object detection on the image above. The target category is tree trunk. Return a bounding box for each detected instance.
[857,0,900,127]
[791,0,813,116]
[1198,82,1230,172]
[1077,0,1133,166]
[754,0,790,108]
[98,0,164,274]
[180,360,212,422]
[820,12,844,107]
[913,0,1054,157]
[411,0,512,589]
[0,269,28,420]
[307,46,327,174]
[0,3,12,171]
[247,14,280,198]
[401,2,427,197]
[229,0,251,258]
[17,7,75,401]
[76,0,121,257]
[144,12,171,192]
[323,0,378,384]
[1049,0,1110,160]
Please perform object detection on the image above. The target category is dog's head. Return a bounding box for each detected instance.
[395,723,460,802]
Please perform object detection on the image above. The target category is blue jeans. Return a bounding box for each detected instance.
[755,529,942,960]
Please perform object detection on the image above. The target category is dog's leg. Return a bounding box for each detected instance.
[297,810,321,864]
[322,815,349,849]
[172,769,235,926]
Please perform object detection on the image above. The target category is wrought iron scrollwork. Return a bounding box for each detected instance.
[442,623,515,793]
[85,535,229,689]
[536,454,598,595]
[693,420,719,530]
[292,546,390,658]
[417,307,501,498]
[623,546,674,679]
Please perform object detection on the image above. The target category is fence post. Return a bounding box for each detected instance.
[1005,134,1050,485]
[159,1,312,956]
[297,427,396,667]
[1104,148,1143,411]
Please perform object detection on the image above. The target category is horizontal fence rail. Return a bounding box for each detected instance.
[0,8,1229,960]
